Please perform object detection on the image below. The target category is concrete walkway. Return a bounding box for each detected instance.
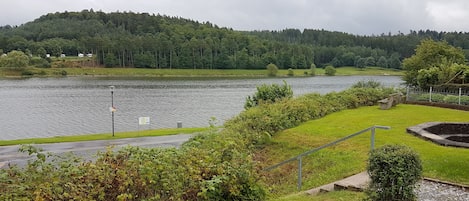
[306,171,370,195]
[0,134,193,168]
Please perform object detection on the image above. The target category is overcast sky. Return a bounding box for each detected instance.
[1,0,469,35]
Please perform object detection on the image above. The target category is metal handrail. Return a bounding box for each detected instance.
[263,125,391,190]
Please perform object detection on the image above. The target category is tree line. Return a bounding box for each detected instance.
[0,10,468,70]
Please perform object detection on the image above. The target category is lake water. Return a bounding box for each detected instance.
[0,76,403,140]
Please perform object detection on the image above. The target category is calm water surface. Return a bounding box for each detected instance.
[0,76,403,140]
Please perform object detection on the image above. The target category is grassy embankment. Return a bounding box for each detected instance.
[263,104,469,200]
[0,65,403,78]
[0,127,207,146]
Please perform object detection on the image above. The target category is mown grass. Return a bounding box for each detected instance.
[0,66,403,78]
[0,127,207,146]
[273,191,365,201]
[263,104,468,200]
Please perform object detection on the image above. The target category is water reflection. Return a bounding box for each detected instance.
[0,76,403,140]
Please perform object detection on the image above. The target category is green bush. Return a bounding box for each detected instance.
[351,80,383,88]
[414,93,445,103]
[366,145,422,201]
[287,68,294,76]
[244,80,293,109]
[310,63,317,76]
[324,65,336,76]
[266,63,278,77]
[30,57,51,68]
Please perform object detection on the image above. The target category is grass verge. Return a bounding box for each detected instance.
[261,104,469,199]
[0,127,207,146]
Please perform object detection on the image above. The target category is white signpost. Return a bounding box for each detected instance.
[138,117,151,133]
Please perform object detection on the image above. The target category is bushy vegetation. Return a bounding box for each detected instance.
[412,93,469,105]
[366,145,422,201]
[266,63,279,77]
[244,80,293,109]
[0,131,266,201]
[324,65,336,76]
[403,39,468,88]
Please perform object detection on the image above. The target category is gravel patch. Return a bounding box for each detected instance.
[416,180,469,201]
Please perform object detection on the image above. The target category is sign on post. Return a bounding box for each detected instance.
[138,117,150,125]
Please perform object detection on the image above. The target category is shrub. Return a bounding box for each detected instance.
[266,63,278,77]
[310,63,317,76]
[366,145,422,201]
[324,65,336,76]
[287,68,294,76]
[414,93,445,103]
[244,80,293,109]
[351,80,383,88]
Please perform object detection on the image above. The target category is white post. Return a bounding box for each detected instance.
[459,88,462,105]
[429,87,432,102]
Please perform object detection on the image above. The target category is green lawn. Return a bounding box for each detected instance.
[0,127,207,146]
[263,104,468,200]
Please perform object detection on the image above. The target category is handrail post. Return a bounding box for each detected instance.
[371,126,376,150]
[298,156,302,191]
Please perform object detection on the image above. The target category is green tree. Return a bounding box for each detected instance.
[324,65,336,76]
[376,56,388,68]
[266,63,278,77]
[103,52,118,67]
[0,50,30,69]
[402,39,466,86]
[388,53,401,69]
[36,47,47,58]
[355,57,366,69]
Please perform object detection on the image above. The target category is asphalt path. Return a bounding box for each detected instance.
[0,134,193,168]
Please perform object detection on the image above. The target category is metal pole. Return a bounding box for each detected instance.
[459,88,462,105]
[110,86,115,137]
[298,156,302,191]
[371,126,376,150]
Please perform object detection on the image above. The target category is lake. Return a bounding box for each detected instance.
[0,76,403,140]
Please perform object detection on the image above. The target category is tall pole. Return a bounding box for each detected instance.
[110,86,115,137]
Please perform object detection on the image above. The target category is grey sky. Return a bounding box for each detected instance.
[1,0,468,35]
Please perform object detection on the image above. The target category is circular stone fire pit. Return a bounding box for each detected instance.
[407,122,469,148]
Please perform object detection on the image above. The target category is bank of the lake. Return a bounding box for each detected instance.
[0,127,207,146]
[0,66,403,78]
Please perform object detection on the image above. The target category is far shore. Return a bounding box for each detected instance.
[0,66,404,78]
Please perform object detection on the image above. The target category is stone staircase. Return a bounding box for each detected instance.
[306,171,370,195]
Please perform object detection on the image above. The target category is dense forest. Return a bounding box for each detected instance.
[0,10,469,69]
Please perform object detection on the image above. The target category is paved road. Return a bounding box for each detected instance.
[0,134,193,168]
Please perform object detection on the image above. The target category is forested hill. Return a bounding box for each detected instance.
[0,10,468,69]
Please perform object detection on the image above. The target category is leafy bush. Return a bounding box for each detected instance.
[244,80,293,109]
[414,93,446,103]
[366,145,422,201]
[324,65,336,76]
[0,135,266,201]
[310,63,317,76]
[351,80,383,88]
[266,63,278,77]
[287,68,294,76]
